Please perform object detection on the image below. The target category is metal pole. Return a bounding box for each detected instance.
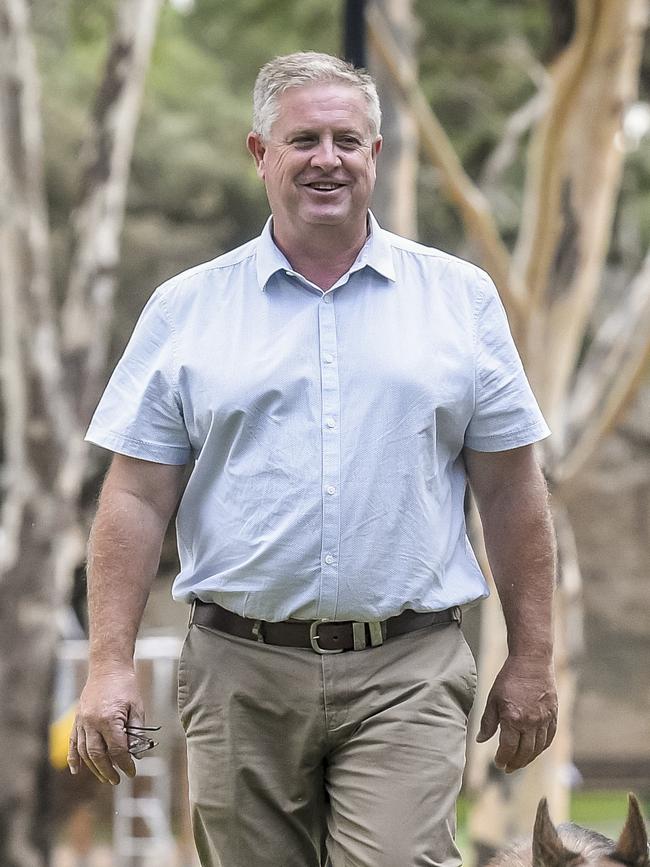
[344,0,367,67]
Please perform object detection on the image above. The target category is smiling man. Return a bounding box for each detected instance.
[70,52,557,867]
[246,79,382,288]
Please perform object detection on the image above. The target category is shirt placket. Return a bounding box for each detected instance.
[317,291,341,618]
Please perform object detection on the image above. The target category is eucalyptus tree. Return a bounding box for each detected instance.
[0,0,163,862]
[367,0,649,858]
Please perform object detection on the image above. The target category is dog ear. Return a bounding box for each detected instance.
[612,794,649,867]
[533,798,583,867]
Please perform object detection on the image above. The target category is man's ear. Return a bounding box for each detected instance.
[246,132,267,179]
[372,135,383,161]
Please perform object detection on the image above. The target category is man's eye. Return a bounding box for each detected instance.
[292,137,316,147]
[338,137,361,148]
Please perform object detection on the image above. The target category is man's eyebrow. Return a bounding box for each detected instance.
[286,126,367,137]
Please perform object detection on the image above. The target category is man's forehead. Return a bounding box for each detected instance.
[274,83,373,135]
[278,83,368,115]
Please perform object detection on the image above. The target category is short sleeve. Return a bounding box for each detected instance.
[464,273,550,452]
[85,290,192,464]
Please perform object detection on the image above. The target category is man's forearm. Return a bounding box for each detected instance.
[480,473,556,659]
[86,485,168,673]
[466,445,558,770]
[69,455,185,784]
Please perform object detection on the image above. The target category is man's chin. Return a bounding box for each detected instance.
[299,206,350,226]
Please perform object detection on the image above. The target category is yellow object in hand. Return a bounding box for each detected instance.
[49,703,77,770]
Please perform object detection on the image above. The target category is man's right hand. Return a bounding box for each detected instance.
[68,667,145,785]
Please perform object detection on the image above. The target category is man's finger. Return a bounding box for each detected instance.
[76,727,110,784]
[105,721,136,778]
[85,729,119,785]
[532,726,549,760]
[494,723,519,770]
[68,729,81,776]
[112,746,136,778]
[544,716,557,750]
[476,698,499,743]
[505,728,536,772]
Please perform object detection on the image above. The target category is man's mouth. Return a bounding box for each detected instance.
[303,181,346,191]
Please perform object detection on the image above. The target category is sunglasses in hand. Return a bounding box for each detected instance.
[125,724,161,758]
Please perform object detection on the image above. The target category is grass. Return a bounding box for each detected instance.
[570,790,647,837]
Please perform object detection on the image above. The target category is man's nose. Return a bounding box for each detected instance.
[310,139,341,170]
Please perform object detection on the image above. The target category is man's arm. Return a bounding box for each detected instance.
[68,454,186,784]
[463,443,558,773]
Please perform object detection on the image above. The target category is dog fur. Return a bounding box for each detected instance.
[486,794,649,867]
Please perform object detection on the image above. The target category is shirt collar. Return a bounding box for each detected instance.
[255,211,396,292]
[352,212,397,282]
[255,217,293,291]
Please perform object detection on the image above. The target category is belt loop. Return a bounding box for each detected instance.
[188,599,197,628]
[368,621,384,647]
[352,622,367,650]
[251,620,265,643]
[452,606,462,626]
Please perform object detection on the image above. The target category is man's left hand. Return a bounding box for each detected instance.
[476,655,558,773]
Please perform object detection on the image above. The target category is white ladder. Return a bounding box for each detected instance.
[112,639,182,867]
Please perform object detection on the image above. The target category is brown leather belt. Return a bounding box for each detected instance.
[189,600,461,654]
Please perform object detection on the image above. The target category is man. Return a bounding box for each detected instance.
[69,52,557,867]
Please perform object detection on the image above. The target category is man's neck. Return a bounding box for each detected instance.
[272,218,369,291]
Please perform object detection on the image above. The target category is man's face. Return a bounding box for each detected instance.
[247,83,382,240]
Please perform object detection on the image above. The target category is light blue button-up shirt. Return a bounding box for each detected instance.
[86,215,549,621]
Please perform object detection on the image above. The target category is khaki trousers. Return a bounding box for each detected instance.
[177,617,477,867]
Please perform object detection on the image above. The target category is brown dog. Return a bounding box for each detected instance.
[487,794,648,867]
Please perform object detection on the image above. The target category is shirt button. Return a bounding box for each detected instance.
[323,295,331,303]
[324,554,335,565]
[324,353,335,364]
[326,418,336,429]
[326,485,336,495]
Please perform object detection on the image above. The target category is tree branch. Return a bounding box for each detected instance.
[513,0,648,423]
[566,254,650,432]
[554,319,650,486]
[62,0,164,424]
[366,3,526,333]
[1,0,81,465]
[480,90,549,195]
[513,0,604,305]
[0,177,34,574]
[1,0,57,574]
[550,254,650,485]
[479,35,549,194]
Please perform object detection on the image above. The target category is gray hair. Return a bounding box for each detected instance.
[252,51,382,140]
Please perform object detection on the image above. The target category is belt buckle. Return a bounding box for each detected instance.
[309,618,344,654]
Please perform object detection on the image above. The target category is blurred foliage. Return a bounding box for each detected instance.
[32,0,650,353]
[415,0,551,249]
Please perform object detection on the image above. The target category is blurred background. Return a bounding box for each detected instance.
[1,0,649,865]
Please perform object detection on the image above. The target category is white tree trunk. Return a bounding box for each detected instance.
[0,0,163,862]
[469,3,648,860]
[368,0,650,860]
[515,0,649,434]
[367,0,418,238]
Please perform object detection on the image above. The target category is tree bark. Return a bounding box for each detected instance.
[469,3,647,861]
[367,0,418,238]
[514,0,648,432]
[369,0,649,858]
[0,0,163,862]
[366,3,527,329]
